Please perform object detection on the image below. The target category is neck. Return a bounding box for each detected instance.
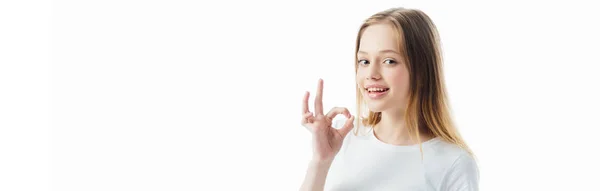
[374,108,432,145]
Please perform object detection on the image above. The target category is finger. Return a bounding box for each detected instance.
[338,115,355,137]
[326,107,351,120]
[302,91,310,114]
[301,112,314,124]
[314,79,324,115]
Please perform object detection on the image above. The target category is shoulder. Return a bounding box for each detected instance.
[331,117,369,152]
[428,140,480,191]
[332,117,359,143]
[332,117,361,136]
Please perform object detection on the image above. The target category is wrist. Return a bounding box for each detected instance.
[310,158,334,167]
[311,154,336,164]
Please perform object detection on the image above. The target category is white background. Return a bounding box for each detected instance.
[1,0,599,190]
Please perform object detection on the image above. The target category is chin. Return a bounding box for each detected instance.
[362,91,391,113]
[365,100,389,113]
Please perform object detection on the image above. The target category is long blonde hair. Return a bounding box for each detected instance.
[353,7,474,156]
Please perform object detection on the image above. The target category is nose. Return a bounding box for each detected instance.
[366,64,381,80]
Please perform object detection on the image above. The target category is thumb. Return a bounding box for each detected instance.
[338,115,355,137]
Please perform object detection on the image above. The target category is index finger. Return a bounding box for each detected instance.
[326,107,351,120]
[314,79,324,115]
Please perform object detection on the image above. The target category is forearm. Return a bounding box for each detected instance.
[299,160,333,191]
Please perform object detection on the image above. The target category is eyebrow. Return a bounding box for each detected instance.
[357,49,401,55]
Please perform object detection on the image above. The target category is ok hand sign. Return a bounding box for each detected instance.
[301,79,355,162]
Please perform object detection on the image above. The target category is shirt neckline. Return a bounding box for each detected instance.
[365,127,442,152]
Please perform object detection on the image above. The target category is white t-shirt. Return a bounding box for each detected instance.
[324,119,480,191]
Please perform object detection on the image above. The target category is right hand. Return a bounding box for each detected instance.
[301,79,355,162]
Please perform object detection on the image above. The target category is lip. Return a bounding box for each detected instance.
[364,84,389,89]
[364,84,390,100]
[365,89,389,99]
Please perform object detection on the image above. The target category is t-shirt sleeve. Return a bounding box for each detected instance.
[439,153,480,191]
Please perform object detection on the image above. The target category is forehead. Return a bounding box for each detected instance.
[358,23,401,53]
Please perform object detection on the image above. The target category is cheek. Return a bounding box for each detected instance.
[355,69,365,85]
[387,69,410,91]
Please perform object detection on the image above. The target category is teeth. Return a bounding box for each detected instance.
[367,88,388,92]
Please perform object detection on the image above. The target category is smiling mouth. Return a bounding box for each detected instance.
[366,87,390,93]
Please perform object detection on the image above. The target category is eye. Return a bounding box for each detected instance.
[383,58,397,65]
[358,59,369,65]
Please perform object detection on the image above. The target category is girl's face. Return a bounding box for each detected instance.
[356,23,410,113]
